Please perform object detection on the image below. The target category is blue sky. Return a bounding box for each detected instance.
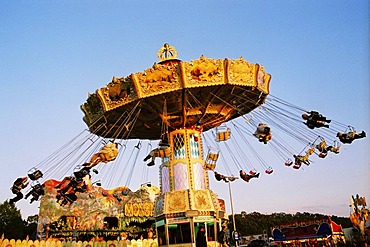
[0,1,368,218]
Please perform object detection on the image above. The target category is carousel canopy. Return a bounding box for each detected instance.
[81,44,271,140]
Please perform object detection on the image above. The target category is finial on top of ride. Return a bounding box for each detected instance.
[157,43,178,62]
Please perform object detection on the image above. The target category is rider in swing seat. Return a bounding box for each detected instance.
[25,183,45,203]
[144,139,171,166]
[239,170,260,182]
[316,140,330,158]
[293,154,310,166]
[86,142,119,168]
[9,177,29,204]
[302,111,331,129]
[285,159,293,166]
[214,171,228,182]
[55,167,91,206]
[316,139,340,157]
[327,144,341,154]
[253,123,272,144]
[292,155,304,169]
[316,140,327,153]
[293,163,302,169]
[306,146,315,156]
[337,130,366,144]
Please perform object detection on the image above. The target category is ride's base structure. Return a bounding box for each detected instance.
[38,181,159,240]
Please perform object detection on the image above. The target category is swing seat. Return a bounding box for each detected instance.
[240,174,251,182]
[207,152,219,161]
[216,128,231,142]
[316,140,327,152]
[28,168,43,181]
[255,134,271,144]
[249,170,257,175]
[74,167,90,179]
[156,148,171,158]
[293,164,301,169]
[205,148,219,170]
[328,142,341,154]
[147,160,155,167]
[330,147,340,154]
[318,153,327,158]
[205,163,216,170]
[306,147,315,156]
[143,154,152,162]
[214,172,224,181]
[240,170,260,182]
[285,161,293,166]
[265,167,273,174]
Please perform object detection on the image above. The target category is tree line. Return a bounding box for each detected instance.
[230,211,352,236]
[0,201,38,240]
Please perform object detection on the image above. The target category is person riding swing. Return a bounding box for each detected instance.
[337,130,366,144]
[253,123,272,144]
[86,142,119,168]
[293,154,310,166]
[9,177,29,204]
[302,111,331,129]
[214,171,228,182]
[25,182,45,203]
[239,170,260,182]
[144,139,171,166]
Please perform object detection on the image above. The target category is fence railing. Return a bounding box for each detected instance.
[0,238,158,247]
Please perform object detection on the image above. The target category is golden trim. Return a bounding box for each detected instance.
[96,89,109,112]
[131,73,143,99]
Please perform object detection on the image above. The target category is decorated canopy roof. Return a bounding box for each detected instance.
[81,44,271,140]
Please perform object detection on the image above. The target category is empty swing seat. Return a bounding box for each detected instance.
[205,148,219,170]
[265,167,273,174]
[216,126,231,142]
[28,168,43,181]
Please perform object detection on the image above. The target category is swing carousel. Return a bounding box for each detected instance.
[7,44,367,243]
[79,43,271,245]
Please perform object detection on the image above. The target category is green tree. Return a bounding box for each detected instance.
[24,214,38,240]
[0,201,25,240]
[232,211,353,240]
[330,215,352,228]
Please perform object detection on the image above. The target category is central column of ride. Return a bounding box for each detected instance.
[154,127,225,246]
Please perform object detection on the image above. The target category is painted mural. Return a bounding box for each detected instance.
[38,179,160,239]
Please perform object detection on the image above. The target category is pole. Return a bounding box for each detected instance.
[228,181,238,247]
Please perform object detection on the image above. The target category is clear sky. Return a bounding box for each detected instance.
[0,1,368,219]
